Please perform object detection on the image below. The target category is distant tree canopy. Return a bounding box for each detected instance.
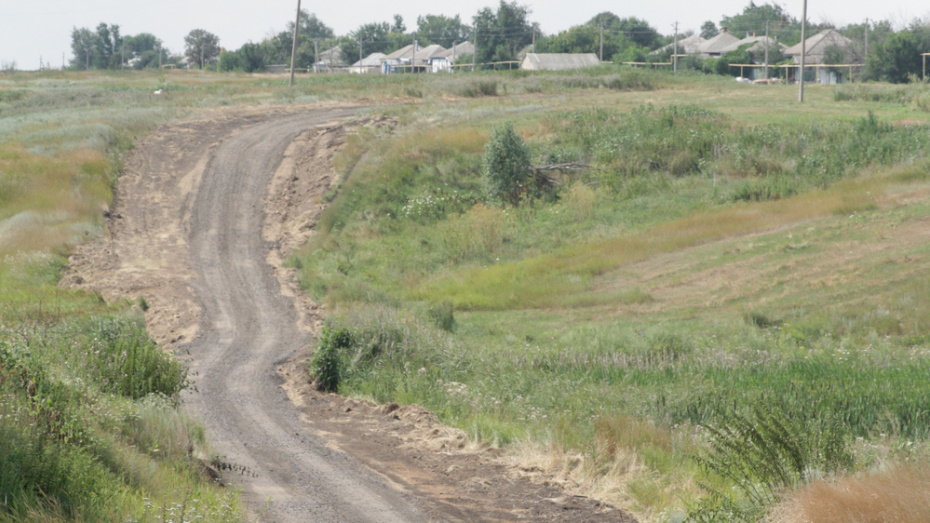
[417,14,471,48]
[261,11,334,68]
[70,23,123,69]
[339,18,412,64]
[701,21,719,39]
[218,42,266,73]
[864,23,930,83]
[536,12,659,62]
[472,1,533,64]
[184,29,220,69]
[720,2,802,45]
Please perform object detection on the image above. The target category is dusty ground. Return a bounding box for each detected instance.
[64,104,634,522]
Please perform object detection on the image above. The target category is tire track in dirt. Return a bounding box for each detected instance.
[182,109,425,522]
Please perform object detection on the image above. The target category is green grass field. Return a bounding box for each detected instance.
[291,72,930,520]
[5,67,930,521]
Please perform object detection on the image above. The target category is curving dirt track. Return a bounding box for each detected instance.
[64,105,635,522]
[183,108,429,521]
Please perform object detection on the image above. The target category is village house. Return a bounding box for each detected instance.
[785,29,864,84]
[697,28,741,57]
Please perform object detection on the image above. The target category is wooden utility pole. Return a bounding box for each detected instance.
[764,20,769,79]
[798,0,808,103]
[599,22,604,61]
[472,26,477,72]
[358,34,363,64]
[865,18,869,60]
[673,22,679,72]
[532,24,536,53]
[289,0,301,86]
[313,39,319,73]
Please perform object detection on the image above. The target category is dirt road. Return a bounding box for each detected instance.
[65,106,634,522]
[183,108,431,521]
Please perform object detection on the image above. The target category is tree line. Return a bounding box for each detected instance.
[70,1,930,84]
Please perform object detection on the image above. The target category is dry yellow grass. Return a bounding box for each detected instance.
[770,464,930,523]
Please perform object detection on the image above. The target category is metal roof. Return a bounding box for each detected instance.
[521,53,600,71]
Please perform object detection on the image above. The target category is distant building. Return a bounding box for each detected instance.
[431,41,475,72]
[381,44,415,73]
[521,53,600,71]
[721,35,787,80]
[315,45,346,72]
[784,29,863,84]
[697,28,741,57]
[349,52,386,74]
[653,34,706,56]
[720,35,785,55]
[382,43,447,73]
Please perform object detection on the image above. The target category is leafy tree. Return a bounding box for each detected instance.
[483,122,532,204]
[218,42,266,72]
[537,12,659,62]
[417,14,471,48]
[718,47,754,76]
[701,20,719,39]
[93,23,122,68]
[69,23,123,69]
[184,29,220,69]
[340,21,412,64]
[71,27,96,70]
[865,25,930,83]
[263,11,334,68]
[841,19,894,63]
[472,1,533,65]
[614,16,662,49]
[721,2,802,45]
[123,33,161,56]
[392,14,406,33]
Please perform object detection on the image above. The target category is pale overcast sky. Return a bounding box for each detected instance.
[1,1,928,70]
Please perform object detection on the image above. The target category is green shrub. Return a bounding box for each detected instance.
[461,80,498,97]
[428,302,456,333]
[311,325,353,392]
[88,318,189,399]
[482,122,532,204]
[691,403,853,520]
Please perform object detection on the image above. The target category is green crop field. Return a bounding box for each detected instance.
[4,66,930,521]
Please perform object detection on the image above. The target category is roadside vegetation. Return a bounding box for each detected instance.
[0,65,685,520]
[7,65,930,521]
[295,73,930,521]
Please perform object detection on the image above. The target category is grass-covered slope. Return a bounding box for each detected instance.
[0,71,248,521]
[293,75,930,520]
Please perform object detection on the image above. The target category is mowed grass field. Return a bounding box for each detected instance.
[291,73,930,521]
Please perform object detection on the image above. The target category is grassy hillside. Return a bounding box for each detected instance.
[5,67,930,521]
[293,75,930,520]
[0,67,678,520]
[0,71,245,521]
